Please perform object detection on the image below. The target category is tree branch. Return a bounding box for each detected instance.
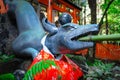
[98,0,115,28]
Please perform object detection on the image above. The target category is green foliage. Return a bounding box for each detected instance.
[84,59,120,80]
[101,0,120,34]
[67,55,120,79]
[0,73,15,80]
[0,52,15,63]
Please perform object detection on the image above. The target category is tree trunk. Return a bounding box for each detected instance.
[105,13,108,34]
[105,0,108,35]
[83,6,86,25]
[87,0,97,61]
[88,0,97,24]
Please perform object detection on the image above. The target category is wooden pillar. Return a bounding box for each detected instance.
[0,0,8,14]
[73,9,77,23]
[62,5,66,11]
[47,0,52,22]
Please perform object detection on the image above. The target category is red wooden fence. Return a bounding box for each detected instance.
[96,43,120,60]
[75,43,120,61]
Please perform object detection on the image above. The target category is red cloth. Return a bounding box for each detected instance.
[29,49,83,80]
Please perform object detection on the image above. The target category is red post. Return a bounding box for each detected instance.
[47,0,52,22]
[0,0,8,14]
[73,9,77,23]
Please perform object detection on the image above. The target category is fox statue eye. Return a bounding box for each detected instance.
[64,26,76,31]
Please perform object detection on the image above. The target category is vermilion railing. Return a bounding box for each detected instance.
[75,43,120,61]
[96,43,120,60]
[38,0,81,23]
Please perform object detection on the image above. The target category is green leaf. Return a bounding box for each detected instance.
[23,59,57,79]
[0,73,15,80]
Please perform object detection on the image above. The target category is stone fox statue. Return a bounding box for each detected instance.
[5,0,99,59]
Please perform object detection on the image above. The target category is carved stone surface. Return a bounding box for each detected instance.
[5,0,99,59]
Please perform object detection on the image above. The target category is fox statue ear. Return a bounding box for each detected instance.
[42,18,58,35]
